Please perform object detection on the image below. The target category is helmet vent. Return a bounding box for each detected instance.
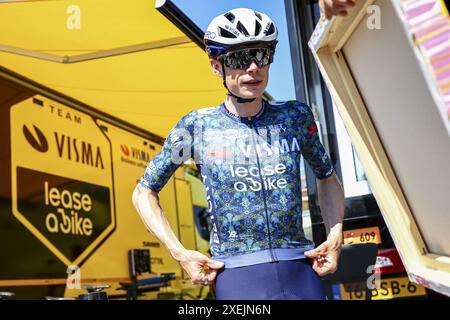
[254,12,262,20]
[236,21,250,37]
[224,12,235,23]
[219,27,238,38]
[255,20,262,36]
[266,23,275,36]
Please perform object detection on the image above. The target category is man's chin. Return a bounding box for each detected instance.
[239,89,264,99]
[238,94,260,100]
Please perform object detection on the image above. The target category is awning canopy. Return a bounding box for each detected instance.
[0,0,226,138]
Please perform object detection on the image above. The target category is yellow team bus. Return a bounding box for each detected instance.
[0,67,211,300]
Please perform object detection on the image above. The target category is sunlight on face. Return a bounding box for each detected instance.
[210,58,269,99]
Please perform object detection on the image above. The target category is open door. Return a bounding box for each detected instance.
[309,0,450,296]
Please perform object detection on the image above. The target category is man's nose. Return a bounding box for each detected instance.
[246,60,260,72]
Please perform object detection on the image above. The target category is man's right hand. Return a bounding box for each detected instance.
[175,249,225,286]
[319,0,355,20]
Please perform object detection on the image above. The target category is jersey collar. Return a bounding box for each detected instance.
[220,100,266,122]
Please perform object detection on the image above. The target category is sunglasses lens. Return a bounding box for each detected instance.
[221,48,274,69]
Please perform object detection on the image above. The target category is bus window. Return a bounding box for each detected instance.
[193,205,210,241]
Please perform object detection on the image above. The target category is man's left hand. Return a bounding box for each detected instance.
[304,241,341,277]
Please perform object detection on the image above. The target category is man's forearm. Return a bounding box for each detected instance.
[132,184,187,261]
[317,173,345,247]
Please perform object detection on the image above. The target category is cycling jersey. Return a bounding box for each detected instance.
[139,100,334,268]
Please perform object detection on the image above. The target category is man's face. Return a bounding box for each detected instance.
[210,53,270,100]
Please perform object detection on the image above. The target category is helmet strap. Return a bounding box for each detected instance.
[221,60,256,104]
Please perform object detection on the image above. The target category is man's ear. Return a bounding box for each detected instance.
[210,58,223,77]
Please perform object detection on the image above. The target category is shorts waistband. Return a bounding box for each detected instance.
[213,247,314,268]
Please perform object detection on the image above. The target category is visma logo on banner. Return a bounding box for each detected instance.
[120,144,151,163]
[120,144,130,156]
[22,124,104,169]
[11,95,115,267]
[23,124,48,153]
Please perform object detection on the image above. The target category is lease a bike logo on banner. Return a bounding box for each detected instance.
[10,95,116,267]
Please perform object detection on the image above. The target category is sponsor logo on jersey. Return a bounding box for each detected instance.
[229,164,288,192]
[256,124,287,136]
[237,137,300,158]
[257,127,267,136]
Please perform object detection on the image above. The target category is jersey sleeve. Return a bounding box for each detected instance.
[139,113,194,193]
[298,102,334,180]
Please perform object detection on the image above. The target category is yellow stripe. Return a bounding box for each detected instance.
[416,24,450,43]
[439,80,450,90]
[439,0,449,17]
[430,50,450,64]
[434,61,450,74]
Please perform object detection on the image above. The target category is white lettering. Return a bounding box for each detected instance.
[274,164,286,174]
[66,5,81,30]
[277,178,287,189]
[263,165,275,176]
[235,166,248,177]
[366,5,381,30]
[266,178,277,189]
[247,178,262,192]
[238,143,252,158]
[273,139,290,153]
[178,304,213,317]
[367,265,381,290]
[249,167,260,177]
[234,181,248,192]
[229,163,289,192]
[66,265,81,290]
[291,137,300,152]
[169,128,192,165]
[230,164,286,178]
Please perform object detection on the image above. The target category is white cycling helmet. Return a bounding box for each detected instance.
[204,8,278,57]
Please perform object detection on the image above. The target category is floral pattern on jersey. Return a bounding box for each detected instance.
[139,100,333,257]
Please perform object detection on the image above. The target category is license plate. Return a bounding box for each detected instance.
[339,277,427,300]
[343,226,381,245]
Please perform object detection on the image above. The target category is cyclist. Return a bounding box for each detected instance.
[133,8,344,300]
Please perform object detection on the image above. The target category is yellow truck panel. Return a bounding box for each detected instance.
[0,70,209,300]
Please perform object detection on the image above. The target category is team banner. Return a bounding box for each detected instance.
[10,95,116,267]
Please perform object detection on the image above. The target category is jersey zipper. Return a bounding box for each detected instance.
[248,116,276,262]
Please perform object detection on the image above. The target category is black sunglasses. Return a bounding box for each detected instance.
[219,47,275,69]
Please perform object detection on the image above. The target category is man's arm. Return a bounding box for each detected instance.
[317,172,344,248]
[304,172,344,276]
[132,184,186,260]
[132,184,224,285]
